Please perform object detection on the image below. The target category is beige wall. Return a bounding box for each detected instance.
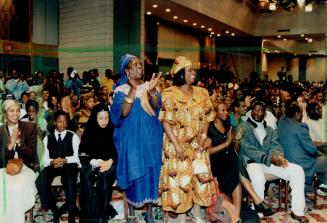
[267,57,287,81]
[223,53,256,82]
[157,23,200,67]
[289,57,299,80]
[267,56,326,81]
[306,57,326,81]
[59,0,113,75]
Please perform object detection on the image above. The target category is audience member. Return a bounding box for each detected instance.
[110,54,163,223]
[79,103,117,222]
[238,100,309,223]
[37,111,80,223]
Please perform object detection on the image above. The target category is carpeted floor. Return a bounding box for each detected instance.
[31,186,327,223]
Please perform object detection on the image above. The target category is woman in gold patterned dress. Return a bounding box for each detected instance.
[159,56,216,222]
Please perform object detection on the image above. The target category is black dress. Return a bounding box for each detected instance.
[208,121,240,195]
[79,104,117,223]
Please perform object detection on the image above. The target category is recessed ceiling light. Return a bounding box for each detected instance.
[146,11,151,15]
[308,38,313,42]
[183,19,188,23]
[192,23,197,26]
[210,31,215,35]
[201,25,205,28]
[305,37,309,40]
[165,8,171,12]
[231,33,235,36]
[157,22,160,25]
[225,30,230,34]
[305,4,312,12]
[173,15,178,19]
[297,0,305,7]
[283,38,287,41]
[208,28,212,31]
[152,4,158,8]
[277,35,281,38]
[217,34,221,37]
[301,34,305,37]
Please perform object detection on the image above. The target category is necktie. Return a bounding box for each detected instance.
[58,133,62,142]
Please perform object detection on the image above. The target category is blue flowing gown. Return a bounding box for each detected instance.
[110,86,163,207]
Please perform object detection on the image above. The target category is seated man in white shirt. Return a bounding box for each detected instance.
[37,110,80,223]
[238,100,308,223]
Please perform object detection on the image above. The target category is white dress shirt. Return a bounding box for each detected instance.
[42,129,80,167]
[249,117,267,146]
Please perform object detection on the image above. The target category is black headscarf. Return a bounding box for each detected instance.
[79,103,116,162]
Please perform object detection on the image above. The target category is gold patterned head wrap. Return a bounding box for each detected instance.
[170,56,192,75]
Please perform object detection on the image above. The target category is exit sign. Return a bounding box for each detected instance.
[4,43,13,51]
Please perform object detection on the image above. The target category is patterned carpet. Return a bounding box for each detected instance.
[31,186,327,223]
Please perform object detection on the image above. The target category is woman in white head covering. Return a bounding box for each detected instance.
[0,99,38,223]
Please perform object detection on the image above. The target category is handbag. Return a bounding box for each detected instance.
[6,158,23,175]
[193,159,209,174]
[207,179,240,223]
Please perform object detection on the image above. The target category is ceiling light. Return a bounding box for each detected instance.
[308,38,313,42]
[305,4,313,12]
[269,3,277,10]
[208,28,213,31]
[211,32,215,35]
[165,8,171,12]
[152,4,158,8]
[297,0,305,7]
[277,35,281,38]
[201,25,205,28]
[301,34,305,37]
[231,33,235,36]
[173,15,178,19]
[305,37,308,40]
[192,23,197,26]
[156,22,160,25]
[217,34,221,37]
[146,11,151,15]
[309,53,312,56]
[283,38,287,41]
[183,19,188,23]
[225,30,230,34]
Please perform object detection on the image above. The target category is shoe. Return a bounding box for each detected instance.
[254,202,274,216]
[52,208,61,223]
[290,212,309,223]
[52,213,60,223]
[107,204,118,219]
[68,215,76,223]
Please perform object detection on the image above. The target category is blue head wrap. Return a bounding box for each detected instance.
[113,54,136,89]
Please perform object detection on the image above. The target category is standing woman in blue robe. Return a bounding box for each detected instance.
[110,54,163,223]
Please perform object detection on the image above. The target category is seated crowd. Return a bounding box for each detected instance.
[0,57,326,223]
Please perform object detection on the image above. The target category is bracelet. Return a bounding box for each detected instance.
[148,89,158,97]
[125,96,134,104]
